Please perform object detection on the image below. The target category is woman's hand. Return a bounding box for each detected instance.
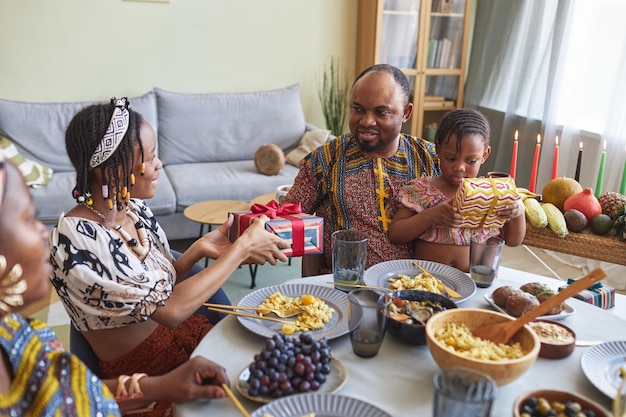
[195,215,235,260]
[156,356,230,403]
[239,214,290,265]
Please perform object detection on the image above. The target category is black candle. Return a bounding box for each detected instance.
[574,142,582,182]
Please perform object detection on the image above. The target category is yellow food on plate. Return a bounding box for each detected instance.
[258,292,334,333]
[388,272,445,294]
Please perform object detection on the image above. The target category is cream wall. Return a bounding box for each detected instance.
[0,0,358,128]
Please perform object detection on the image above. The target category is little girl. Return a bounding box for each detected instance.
[388,108,525,272]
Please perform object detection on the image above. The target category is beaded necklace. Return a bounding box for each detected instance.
[82,204,151,257]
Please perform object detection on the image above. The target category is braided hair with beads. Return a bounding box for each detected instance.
[65,98,145,211]
[434,108,490,155]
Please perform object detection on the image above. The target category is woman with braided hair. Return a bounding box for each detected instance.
[49,98,288,415]
[388,108,525,272]
[0,157,232,416]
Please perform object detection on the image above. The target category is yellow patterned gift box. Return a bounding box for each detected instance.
[453,178,520,228]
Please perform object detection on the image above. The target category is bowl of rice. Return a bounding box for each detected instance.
[425,308,540,386]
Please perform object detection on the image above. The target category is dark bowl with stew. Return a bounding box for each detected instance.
[382,290,458,345]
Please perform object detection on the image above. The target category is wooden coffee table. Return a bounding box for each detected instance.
[183,200,260,286]
[183,200,251,237]
[249,192,276,206]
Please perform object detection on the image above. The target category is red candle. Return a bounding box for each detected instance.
[574,142,583,182]
[551,135,559,179]
[510,130,519,180]
[528,134,541,193]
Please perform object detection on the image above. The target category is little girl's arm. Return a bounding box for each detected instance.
[500,199,526,246]
[389,204,453,244]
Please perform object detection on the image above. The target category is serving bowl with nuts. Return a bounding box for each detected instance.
[527,319,576,359]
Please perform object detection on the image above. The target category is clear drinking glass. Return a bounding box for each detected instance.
[433,367,498,417]
[347,289,391,358]
[332,230,368,292]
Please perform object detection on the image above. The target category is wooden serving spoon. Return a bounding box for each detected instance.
[472,267,607,344]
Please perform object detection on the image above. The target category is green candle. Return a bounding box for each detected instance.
[595,140,606,197]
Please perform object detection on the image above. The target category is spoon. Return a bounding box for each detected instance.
[472,267,607,344]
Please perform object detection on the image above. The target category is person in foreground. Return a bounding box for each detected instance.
[48,98,289,415]
[283,64,441,276]
[388,108,525,272]
[0,157,232,416]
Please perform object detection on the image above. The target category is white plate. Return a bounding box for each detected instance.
[236,283,348,340]
[580,340,626,398]
[236,357,348,404]
[483,292,575,320]
[363,260,476,303]
[249,392,392,417]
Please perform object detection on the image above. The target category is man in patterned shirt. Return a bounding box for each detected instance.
[284,64,441,276]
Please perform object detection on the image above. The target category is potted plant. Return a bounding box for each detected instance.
[317,56,349,137]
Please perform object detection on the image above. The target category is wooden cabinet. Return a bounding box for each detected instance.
[356,0,472,138]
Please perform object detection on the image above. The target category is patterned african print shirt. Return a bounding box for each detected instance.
[0,313,120,416]
[284,133,440,272]
[398,175,501,246]
[49,199,176,331]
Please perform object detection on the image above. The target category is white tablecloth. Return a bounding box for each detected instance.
[174,266,626,417]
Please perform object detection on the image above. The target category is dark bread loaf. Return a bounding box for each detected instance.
[504,290,540,317]
[520,282,565,315]
[492,285,517,307]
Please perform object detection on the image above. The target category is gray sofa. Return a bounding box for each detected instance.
[0,84,319,240]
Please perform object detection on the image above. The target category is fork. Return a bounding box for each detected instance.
[203,303,302,318]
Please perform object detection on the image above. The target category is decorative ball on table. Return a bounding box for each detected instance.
[254,144,285,176]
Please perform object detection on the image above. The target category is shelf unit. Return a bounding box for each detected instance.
[356,0,472,138]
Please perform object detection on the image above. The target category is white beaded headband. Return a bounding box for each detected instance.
[89,97,130,168]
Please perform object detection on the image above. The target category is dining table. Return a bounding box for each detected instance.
[174,266,626,417]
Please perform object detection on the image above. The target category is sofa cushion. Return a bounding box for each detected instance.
[0,136,54,187]
[0,91,157,173]
[164,161,300,211]
[285,129,331,166]
[34,169,177,225]
[155,85,306,166]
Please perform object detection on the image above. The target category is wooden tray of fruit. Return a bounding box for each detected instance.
[523,223,626,266]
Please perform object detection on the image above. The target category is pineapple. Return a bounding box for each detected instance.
[614,208,626,241]
[597,192,626,219]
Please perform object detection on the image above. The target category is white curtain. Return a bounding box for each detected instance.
[465,0,626,195]
[465,0,626,285]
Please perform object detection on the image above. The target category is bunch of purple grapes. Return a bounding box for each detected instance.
[246,332,332,398]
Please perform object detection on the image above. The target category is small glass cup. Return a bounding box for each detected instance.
[469,236,505,288]
[433,367,498,417]
[347,289,390,358]
[332,229,368,292]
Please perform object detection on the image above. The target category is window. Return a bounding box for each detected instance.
[555,1,626,134]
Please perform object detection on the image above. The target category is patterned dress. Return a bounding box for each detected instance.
[284,133,440,272]
[0,314,120,417]
[48,199,211,416]
[397,175,500,246]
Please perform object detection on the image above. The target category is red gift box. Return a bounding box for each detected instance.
[228,200,323,257]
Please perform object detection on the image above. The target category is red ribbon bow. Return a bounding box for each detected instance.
[250,200,302,218]
[246,200,305,256]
